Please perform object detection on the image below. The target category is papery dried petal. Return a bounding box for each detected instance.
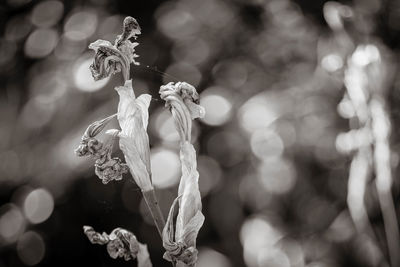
[115,80,152,191]
[137,243,152,267]
[159,82,205,143]
[74,114,116,158]
[83,226,109,245]
[83,226,152,266]
[175,142,202,242]
[95,157,128,184]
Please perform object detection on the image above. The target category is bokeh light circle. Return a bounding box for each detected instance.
[150,148,180,189]
[74,57,109,92]
[24,28,59,58]
[17,231,46,266]
[0,204,25,244]
[23,188,54,224]
[200,87,233,126]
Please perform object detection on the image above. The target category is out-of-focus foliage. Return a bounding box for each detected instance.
[1,0,400,266]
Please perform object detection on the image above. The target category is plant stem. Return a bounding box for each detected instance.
[142,188,166,238]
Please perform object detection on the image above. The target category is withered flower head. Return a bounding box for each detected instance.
[159,82,205,143]
[74,114,116,158]
[83,226,152,266]
[75,114,128,184]
[89,16,141,81]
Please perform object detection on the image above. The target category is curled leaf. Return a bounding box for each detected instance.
[115,80,153,191]
[83,226,152,267]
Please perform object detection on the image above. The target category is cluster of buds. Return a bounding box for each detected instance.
[83,226,152,267]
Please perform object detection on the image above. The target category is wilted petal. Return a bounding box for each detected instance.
[137,243,153,267]
[83,226,151,265]
[115,80,152,191]
[75,114,116,157]
[88,39,129,81]
[159,82,205,143]
[175,142,202,241]
[180,210,204,248]
[83,226,109,245]
[95,157,128,184]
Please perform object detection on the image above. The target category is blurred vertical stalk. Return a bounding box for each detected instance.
[370,98,400,267]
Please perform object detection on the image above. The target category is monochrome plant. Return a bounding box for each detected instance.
[75,16,205,267]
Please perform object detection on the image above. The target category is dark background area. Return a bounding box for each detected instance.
[1,0,400,266]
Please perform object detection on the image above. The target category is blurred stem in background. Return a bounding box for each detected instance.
[328,1,400,266]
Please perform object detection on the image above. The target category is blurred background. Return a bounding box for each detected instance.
[1,0,400,266]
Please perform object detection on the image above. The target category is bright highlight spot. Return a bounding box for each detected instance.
[257,158,296,194]
[240,216,284,267]
[151,148,180,189]
[0,204,25,244]
[239,95,279,133]
[200,87,233,126]
[74,57,109,92]
[321,54,343,72]
[250,129,284,160]
[17,231,46,266]
[23,188,54,224]
[152,108,180,142]
[197,248,232,267]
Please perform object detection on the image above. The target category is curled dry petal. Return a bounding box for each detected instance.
[159,82,205,143]
[89,40,130,81]
[75,115,129,184]
[88,17,140,81]
[83,226,109,245]
[74,114,116,157]
[162,195,204,266]
[115,80,153,191]
[83,226,152,267]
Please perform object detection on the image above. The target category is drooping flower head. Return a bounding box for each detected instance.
[89,16,141,81]
[159,82,205,144]
[74,114,128,184]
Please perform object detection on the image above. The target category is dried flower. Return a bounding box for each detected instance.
[74,114,116,158]
[74,114,128,184]
[159,82,205,144]
[83,226,152,267]
[160,82,205,266]
[112,79,153,191]
[88,16,140,81]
